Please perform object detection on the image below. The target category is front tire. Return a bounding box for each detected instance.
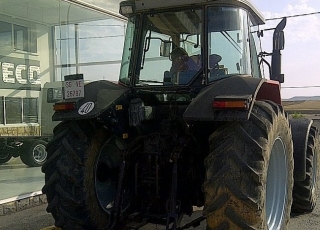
[42,120,126,230]
[203,101,294,230]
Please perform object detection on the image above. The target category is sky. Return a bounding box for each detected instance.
[254,0,320,99]
[83,0,320,99]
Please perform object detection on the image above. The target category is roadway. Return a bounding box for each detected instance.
[0,157,44,201]
[1,115,320,230]
[1,152,320,230]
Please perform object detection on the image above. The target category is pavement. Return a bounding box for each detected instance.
[0,157,47,219]
[0,157,44,201]
[0,204,54,230]
[0,155,54,229]
[2,128,320,230]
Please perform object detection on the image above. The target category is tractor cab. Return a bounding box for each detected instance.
[119,0,266,90]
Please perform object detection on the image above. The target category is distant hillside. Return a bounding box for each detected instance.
[281,96,320,118]
[282,99,320,114]
[283,96,320,101]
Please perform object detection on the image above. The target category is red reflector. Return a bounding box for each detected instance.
[213,100,248,109]
[53,103,76,111]
[213,101,226,108]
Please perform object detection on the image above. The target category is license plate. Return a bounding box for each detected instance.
[64,74,84,99]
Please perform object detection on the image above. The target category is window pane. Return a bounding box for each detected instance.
[120,17,136,83]
[23,98,38,123]
[55,67,77,81]
[55,24,76,66]
[207,7,251,82]
[0,21,12,47]
[0,97,4,124]
[250,23,263,79]
[79,20,125,63]
[14,25,28,51]
[137,9,202,86]
[80,63,120,82]
[30,27,38,53]
[5,97,22,124]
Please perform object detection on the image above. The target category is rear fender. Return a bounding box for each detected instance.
[183,76,281,122]
[289,118,313,181]
[52,80,130,121]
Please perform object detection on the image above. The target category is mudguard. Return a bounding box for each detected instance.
[183,75,281,122]
[289,118,313,181]
[52,80,130,121]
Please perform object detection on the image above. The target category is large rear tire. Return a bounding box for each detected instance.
[203,100,294,230]
[292,125,320,213]
[42,120,126,230]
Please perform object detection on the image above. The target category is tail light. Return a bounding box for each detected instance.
[213,95,252,110]
[53,102,76,111]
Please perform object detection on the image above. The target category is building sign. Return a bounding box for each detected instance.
[0,56,41,91]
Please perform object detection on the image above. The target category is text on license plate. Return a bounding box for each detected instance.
[64,79,84,99]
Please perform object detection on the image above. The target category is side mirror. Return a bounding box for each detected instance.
[160,41,171,57]
[273,30,285,51]
[271,17,286,83]
[273,17,286,51]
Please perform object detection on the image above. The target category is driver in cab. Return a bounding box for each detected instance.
[170,47,200,74]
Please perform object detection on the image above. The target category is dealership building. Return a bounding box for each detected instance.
[0,0,126,205]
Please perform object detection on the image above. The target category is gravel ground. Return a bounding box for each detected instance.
[289,190,320,230]
[1,200,320,230]
[0,204,54,230]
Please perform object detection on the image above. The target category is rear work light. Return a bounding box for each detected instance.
[213,95,252,110]
[53,102,76,111]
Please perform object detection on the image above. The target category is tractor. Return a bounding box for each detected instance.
[42,0,320,229]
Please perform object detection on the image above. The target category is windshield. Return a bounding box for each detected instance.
[120,9,203,86]
[119,6,257,87]
[140,9,203,86]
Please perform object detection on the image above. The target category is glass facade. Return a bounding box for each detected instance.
[0,0,126,201]
[55,19,125,82]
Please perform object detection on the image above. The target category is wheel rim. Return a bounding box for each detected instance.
[33,144,47,163]
[95,142,130,214]
[266,137,288,229]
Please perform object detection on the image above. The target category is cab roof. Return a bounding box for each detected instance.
[132,0,265,25]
